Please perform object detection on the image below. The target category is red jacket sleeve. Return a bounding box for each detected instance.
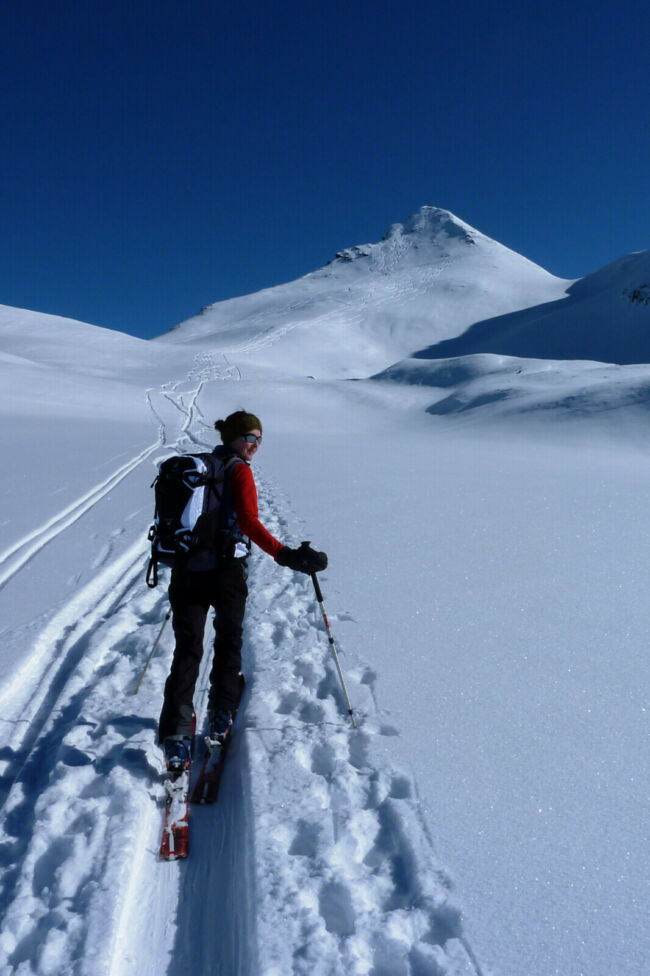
[230,463,284,559]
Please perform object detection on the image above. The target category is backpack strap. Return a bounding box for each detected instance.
[185,454,244,555]
[145,553,158,589]
[214,455,245,555]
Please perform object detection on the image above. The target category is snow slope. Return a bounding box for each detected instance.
[1,210,649,976]
[374,353,650,438]
[411,249,650,365]
[156,207,571,378]
[0,357,479,976]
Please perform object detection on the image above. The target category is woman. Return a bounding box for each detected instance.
[159,409,327,768]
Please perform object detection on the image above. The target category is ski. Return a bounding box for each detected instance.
[191,674,245,805]
[159,720,195,861]
[160,765,191,860]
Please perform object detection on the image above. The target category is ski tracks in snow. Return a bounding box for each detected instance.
[0,350,233,595]
[0,542,167,976]
[0,357,482,976]
[0,352,240,976]
[0,441,162,595]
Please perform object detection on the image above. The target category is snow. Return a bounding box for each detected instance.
[413,249,650,365]
[159,207,571,379]
[1,207,649,976]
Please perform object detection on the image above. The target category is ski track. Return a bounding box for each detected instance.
[227,270,453,361]
[0,354,229,975]
[0,358,482,976]
[0,440,162,594]
[0,349,232,594]
[0,546,167,976]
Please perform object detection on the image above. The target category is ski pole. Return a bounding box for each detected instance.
[310,573,357,729]
[133,607,171,694]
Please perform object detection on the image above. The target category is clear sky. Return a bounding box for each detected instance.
[2,0,649,339]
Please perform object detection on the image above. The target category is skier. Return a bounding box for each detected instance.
[158,409,327,768]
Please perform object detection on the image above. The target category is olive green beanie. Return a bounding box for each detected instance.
[214,410,263,444]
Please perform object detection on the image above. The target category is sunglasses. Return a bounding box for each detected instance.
[240,433,262,444]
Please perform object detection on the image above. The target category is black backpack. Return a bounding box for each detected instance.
[145,452,239,588]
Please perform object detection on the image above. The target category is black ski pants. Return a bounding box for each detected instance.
[158,559,248,741]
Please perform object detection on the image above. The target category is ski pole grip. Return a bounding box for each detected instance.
[301,541,323,599]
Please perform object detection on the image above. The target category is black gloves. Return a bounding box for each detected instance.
[277,540,328,575]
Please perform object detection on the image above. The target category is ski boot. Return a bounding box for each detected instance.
[163,735,192,773]
[206,708,233,749]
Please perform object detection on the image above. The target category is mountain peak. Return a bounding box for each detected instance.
[328,205,485,267]
[382,206,479,246]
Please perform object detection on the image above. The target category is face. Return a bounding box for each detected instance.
[234,428,262,462]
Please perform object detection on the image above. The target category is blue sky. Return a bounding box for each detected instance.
[2,0,648,339]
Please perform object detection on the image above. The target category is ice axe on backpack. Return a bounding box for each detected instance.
[308,556,356,729]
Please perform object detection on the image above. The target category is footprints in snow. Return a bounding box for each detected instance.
[244,542,465,975]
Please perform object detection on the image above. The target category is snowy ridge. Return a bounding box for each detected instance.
[330,207,486,270]
[0,305,155,373]
[412,248,650,365]
[315,206,549,284]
